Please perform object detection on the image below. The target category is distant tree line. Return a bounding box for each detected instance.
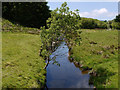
[2,2,51,28]
[78,18,107,29]
[77,15,120,30]
[110,14,120,29]
[2,2,120,30]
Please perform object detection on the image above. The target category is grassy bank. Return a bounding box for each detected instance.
[2,32,46,88]
[2,18,40,34]
[70,29,118,88]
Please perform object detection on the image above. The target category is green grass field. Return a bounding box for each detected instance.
[70,29,118,88]
[2,32,46,88]
[2,18,119,88]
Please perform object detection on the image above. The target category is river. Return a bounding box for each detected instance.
[45,42,94,88]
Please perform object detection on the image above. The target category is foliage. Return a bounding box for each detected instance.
[111,21,120,29]
[40,2,81,59]
[80,18,96,29]
[2,2,51,28]
[114,14,120,22]
[78,18,107,29]
[108,14,120,30]
[111,14,120,30]
[96,20,107,29]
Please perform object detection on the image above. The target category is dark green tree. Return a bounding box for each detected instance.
[114,14,120,22]
[2,2,51,28]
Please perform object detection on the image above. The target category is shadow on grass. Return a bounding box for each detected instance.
[89,67,116,88]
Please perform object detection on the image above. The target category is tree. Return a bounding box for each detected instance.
[96,20,107,29]
[114,14,120,22]
[80,18,96,29]
[112,21,120,29]
[110,14,120,30]
[79,18,107,29]
[2,2,51,28]
[40,2,81,59]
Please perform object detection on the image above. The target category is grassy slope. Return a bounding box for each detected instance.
[2,18,40,34]
[2,19,46,88]
[71,30,118,88]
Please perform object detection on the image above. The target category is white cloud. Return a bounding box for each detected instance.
[79,8,117,20]
[92,8,108,14]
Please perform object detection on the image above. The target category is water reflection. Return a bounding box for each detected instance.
[46,42,94,88]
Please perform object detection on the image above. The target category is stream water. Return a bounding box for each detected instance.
[46,42,94,88]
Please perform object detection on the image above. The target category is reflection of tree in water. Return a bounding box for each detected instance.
[52,60,60,67]
[50,55,60,67]
[50,45,68,67]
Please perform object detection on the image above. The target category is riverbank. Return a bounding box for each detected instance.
[2,32,46,88]
[69,29,118,88]
[2,18,118,88]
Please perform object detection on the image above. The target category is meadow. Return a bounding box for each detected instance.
[1,2,120,89]
[69,29,118,88]
[2,32,46,88]
[2,18,119,88]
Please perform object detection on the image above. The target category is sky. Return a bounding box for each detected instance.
[47,2,119,21]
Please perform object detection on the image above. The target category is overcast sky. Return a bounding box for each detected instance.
[47,1,119,20]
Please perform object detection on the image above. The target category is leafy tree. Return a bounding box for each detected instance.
[109,15,120,30]
[79,18,107,29]
[111,21,120,29]
[114,14,120,22]
[2,2,51,28]
[96,20,107,29]
[111,14,120,30]
[40,2,81,59]
[80,18,95,29]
